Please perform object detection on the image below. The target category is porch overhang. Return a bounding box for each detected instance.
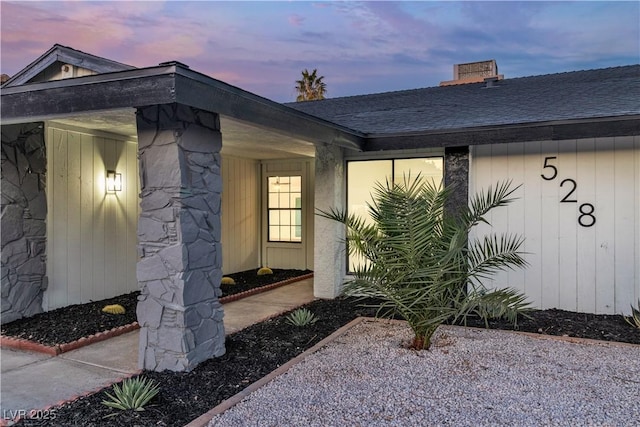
[0,63,366,152]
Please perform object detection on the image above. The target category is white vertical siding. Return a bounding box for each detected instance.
[470,136,639,315]
[45,124,139,310]
[220,155,261,274]
[613,136,637,311]
[575,138,597,313]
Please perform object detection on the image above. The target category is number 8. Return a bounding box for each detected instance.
[578,203,596,227]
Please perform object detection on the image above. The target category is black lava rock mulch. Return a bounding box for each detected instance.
[1,269,311,346]
[1,291,140,347]
[459,308,640,345]
[16,297,380,427]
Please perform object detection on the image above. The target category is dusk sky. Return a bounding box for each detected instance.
[1,1,638,102]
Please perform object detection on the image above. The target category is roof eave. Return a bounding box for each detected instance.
[364,115,640,151]
[0,64,366,151]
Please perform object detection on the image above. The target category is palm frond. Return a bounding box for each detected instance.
[464,181,521,230]
[318,175,530,349]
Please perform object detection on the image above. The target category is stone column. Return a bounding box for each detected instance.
[444,146,469,217]
[136,103,225,372]
[313,143,346,298]
[1,123,47,322]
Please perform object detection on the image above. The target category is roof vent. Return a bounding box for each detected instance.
[440,59,504,86]
[483,76,500,88]
[61,63,75,79]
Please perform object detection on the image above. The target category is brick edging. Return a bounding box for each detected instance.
[0,335,59,355]
[0,322,140,355]
[1,274,314,355]
[218,273,314,304]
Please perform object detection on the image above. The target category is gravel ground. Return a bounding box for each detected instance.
[208,320,640,427]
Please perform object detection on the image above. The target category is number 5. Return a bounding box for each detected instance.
[541,156,557,180]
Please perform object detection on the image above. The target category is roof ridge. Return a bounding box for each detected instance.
[503,64,640,82]
[289,64,640,104]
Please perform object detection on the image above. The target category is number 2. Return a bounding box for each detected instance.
[541,156,557,180]
[560,179,577,203]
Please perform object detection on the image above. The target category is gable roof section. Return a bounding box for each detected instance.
[2,44,135,88]
[288,65,640,148]
[0,62,365,151]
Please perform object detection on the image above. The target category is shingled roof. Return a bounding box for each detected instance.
[288,65,640,136]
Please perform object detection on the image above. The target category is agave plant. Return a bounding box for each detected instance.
[286,308,318,327]
[624,300,640,329]
[102,376,160,412]
[318,176,530,350]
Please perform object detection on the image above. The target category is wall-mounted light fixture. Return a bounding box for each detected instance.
[106,170,122,193]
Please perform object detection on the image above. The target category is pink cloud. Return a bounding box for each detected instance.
[0,1,178,72]
[288,14,305,26]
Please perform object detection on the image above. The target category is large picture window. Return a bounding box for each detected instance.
[268,176,302,242]
[346,157,444,270]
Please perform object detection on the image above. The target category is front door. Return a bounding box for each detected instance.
[261,159,314,270]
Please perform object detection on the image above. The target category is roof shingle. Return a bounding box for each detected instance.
[288,65,640,135]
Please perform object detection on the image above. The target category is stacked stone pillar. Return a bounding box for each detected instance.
[136,104,225,372]
[1,123,47,322]
[444,146,469,218]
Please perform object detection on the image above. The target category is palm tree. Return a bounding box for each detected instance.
[295,69,326,101]
[318,176,530,350]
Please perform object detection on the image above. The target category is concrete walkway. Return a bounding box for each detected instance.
[0,279,314,422]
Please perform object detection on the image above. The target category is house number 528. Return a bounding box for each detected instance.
[541,156,596,227]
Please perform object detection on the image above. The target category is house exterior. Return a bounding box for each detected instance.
[2,45,638,372]
[289,63,640,316]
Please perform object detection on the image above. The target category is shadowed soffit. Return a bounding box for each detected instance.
[49,109,317,160]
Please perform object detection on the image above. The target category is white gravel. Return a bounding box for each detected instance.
[208,320,640,427]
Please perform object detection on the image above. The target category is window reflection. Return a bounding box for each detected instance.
[268,176,302,242]
[346,157,444,271]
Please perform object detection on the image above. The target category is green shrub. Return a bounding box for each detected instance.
[318,177,530,350]
[102,376,160,412]
[286,308,318,326]
[257,267,273,276]
[624,300,640,329]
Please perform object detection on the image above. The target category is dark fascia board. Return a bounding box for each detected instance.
[0,63,366,150]
[364,116,640,151]
[3,44,135,88]
[0,66,178,120]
